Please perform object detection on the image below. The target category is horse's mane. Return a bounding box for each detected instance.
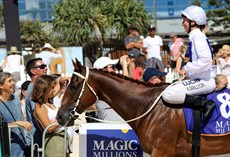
[92,68,170,87]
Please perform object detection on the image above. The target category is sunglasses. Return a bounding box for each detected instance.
[32,64,47,69]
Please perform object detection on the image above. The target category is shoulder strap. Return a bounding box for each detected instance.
[0,99,28,145]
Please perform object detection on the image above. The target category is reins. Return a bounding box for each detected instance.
[69,67,169,124]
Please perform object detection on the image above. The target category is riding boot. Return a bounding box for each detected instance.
[184,95,216,118]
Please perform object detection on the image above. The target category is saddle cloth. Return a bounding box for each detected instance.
[183,88,230,136]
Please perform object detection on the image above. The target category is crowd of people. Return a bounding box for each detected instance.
[0,43,72,157]
[90,6,230,124]
[0,5,229,157]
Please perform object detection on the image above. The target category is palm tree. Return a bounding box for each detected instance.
[52,0,107,47]
[20,20,55,50]
[51,0,148,62]
[103,0,148,39]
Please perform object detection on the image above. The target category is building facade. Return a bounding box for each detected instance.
[0,0,228,46]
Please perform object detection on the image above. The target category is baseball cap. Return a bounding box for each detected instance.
[93,57,119,69]
[148,25,156,31]
[143,68,167,82]
[128,51,140,58]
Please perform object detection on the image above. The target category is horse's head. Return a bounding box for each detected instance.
[57,58,98,126]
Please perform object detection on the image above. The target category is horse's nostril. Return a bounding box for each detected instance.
[57,115,62,120]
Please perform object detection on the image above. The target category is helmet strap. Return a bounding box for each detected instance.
[188,20,197,34]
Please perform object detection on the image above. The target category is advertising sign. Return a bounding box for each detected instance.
[79,123,150,157]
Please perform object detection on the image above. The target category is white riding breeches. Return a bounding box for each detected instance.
[162,78,215,104]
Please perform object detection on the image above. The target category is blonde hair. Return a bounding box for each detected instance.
[179,44,187,55]
[215,74,227,85]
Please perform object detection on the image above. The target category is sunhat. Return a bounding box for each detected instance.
[41,43,57,51]
[7,46,20,54]
[222,44,230,50]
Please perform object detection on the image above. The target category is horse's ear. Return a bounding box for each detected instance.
[72,58,84,72]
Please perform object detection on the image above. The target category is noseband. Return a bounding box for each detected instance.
[70,67,98,119]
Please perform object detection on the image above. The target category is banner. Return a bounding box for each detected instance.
[79,123,150,157]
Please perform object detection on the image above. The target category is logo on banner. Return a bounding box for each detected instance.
[218,93,230,119]
[215,92,230,134]
[87,129,143,157]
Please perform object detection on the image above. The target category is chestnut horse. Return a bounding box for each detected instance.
[57,59,230,157]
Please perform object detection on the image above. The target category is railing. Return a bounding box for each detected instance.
[8,123,69,157]
[42,123,68,157]
[8,124,34,157]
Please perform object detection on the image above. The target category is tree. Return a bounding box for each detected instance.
[52,0,107,47]
[191,0,202,6]
[102,0,148,39]
[206,0,230,33]
[52,0,148,61]
[20,20,57,51]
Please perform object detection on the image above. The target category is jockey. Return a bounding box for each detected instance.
[162,6,216,118]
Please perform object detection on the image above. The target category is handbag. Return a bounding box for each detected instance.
[0,99,31,157]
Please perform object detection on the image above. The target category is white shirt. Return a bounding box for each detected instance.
[143,35,163,60]
[6,54,21,73]
[35,50,62,65]
[184,28,215,80]
[218,58,230,76]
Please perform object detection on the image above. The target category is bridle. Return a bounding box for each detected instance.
[68,67,98,121]
[66,67,165,125]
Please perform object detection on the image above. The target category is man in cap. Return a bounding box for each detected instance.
[142,26,163,61]
[143,68,167,84]
[92,57,125,122]
[162,6,216,119]
[124,24,142,78]
[142,26,164,72]
[124,24,142,58]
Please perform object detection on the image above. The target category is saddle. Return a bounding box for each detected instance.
[184,88,230,136]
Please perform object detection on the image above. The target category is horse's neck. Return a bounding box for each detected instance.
[91,71,166,126]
